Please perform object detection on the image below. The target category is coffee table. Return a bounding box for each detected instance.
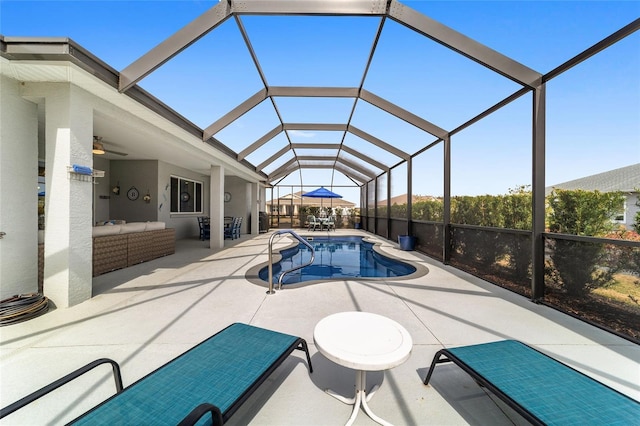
[313,311,413,426]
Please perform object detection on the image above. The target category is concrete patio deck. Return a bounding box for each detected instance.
[1,230,638,425]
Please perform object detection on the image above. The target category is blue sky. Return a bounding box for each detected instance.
[2,1,638,202]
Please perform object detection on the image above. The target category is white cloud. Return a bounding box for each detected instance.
[288,130,316,138]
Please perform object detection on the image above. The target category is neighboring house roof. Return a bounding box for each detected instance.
[546,163,640,195]
[383,194,441,205]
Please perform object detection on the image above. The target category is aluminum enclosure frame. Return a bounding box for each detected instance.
[6,2,634,305]
[117,0,543,187]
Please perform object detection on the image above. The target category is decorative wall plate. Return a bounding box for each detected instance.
[127,186,139,201]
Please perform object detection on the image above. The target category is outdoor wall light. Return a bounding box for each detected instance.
[144,190,151,203]
[112,182,120,195]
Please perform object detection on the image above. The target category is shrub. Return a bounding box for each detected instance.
[633,190,640,233]
[412,198,444,221]
[546,189,624,296]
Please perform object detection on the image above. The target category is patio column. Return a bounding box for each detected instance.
[43,83,93,307]
[531,83,546,300]
[374,177,378,235]
[407,157,412,236]
[362,184,367,231]
[249,182,259,235]
[443,135,451,264]
[209,165,224,249]
[387,170,391,238]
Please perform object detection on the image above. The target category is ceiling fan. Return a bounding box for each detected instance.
[93,136,128,156]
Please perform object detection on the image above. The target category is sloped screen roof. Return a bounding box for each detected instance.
[119,0,541,188]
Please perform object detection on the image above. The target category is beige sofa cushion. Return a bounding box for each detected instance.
[92,224,122,237]
[145,221,166,231]
[96,219,126,226]
[92,221,167,237]
[120,222,147,234]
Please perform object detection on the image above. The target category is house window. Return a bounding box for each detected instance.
[170,176,203,213]
[613,199,626,222]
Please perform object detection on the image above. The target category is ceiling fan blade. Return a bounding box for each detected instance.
[105,148,128,156]
[94,136,129,156]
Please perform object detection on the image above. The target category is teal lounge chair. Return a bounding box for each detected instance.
[1,323,313,425]
[424,340,640,425]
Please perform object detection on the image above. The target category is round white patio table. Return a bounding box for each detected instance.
[313,311,413,426]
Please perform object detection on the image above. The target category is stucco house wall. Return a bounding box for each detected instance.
[0,43,267,306]
[0,74,39,299]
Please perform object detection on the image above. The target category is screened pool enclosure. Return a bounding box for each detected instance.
[3,1,638,339]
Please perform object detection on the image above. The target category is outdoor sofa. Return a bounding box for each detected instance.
[37,221,175,287]
[91,221,175,276]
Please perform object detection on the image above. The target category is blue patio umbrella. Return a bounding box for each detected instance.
[302,187,342,209]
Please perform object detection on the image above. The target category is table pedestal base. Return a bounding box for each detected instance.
[325,370,392,426]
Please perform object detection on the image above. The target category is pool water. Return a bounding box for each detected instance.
[259,236,416,285]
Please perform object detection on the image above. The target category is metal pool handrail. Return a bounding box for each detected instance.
[267,230,315,294]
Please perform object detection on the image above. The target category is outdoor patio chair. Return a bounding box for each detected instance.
[197,216,210,241]
[307,215,323,231]
[232,217,242,239]
[0,323,313,426]
[223,218,234,239]
[325,215,336,231]
[423,339,640,425]
[224,217,242,240]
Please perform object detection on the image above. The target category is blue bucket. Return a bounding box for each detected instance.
[398,235,415,251]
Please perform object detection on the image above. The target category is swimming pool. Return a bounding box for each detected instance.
[258,236,417,285]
